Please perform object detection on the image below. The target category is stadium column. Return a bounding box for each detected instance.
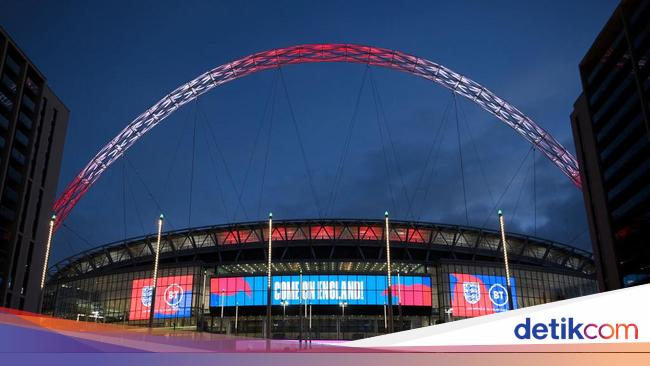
[498,210,515,311]
[148,214,164,328]
[385,211,394,333]
[266,213,273,344]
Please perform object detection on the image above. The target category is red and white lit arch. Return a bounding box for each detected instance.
[52,44,581,231]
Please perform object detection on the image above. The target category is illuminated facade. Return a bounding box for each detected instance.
[43,219,597,339]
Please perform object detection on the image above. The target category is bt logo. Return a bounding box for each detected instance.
[488,283,508,307]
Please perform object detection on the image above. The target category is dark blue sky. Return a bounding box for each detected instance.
[1,0,618,264]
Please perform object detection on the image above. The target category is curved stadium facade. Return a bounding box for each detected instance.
[43,219,597,340]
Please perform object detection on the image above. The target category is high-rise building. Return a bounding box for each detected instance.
[571,0,649,291]
[0,27,69,311]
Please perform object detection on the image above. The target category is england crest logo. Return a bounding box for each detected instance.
[463,282,481,304]
[141,286,153,307]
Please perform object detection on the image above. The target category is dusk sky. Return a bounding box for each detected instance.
[1,0,619,264]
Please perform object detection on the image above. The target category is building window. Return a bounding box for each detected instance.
[21,94,36,112]
[11,148,26,165]
[1,74,17,94]
[0,112,9,129]
[2,186,18,203]
[7,166,22,183]
[14,129,29,147]
[0,91,13,110]
[4,55,21,75]
[18,111,32,129]
[0,205,16,221]
[25,78,40,95]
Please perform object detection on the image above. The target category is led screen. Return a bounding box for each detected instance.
[449,273,517,317]
[210,275,432,307]
[129,275,193,320]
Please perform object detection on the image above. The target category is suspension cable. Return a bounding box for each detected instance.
[122,159,127,242]
[326,65,370,217]
[453,93,470,225]
[368,69,398,216]
[257,70,280,218]
[533,149,537,236]
[417,95,453,221]
[159,104,193,200]
[566,228,588,246]
[124,156,176,230]
[278,67,323,217]
[198,106,251,221]
[124,165,147,235]
[58,230,84,255]
[368,68,414,219]
[188,102,198,227]
[407,95,452,220]
[478,146,535,230]
[199,117,230,220]
[511,162,534,226]
[457,96,496,208]
[61,223,95,249]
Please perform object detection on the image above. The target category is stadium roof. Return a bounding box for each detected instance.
[48,219,595,282]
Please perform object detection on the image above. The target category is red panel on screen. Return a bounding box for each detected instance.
[128,275,193,320]
[450,273,495,317]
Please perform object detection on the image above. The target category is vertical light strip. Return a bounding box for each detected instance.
[267,213,273,290]
[40,215,56,289]
[385,211,391,289]
[498,210,512,287]
[152,214,164,291]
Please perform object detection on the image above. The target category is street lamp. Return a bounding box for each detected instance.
[444,307,454,323]
[339,301,348,339]
[220,289,225,318]
[220,289,225,333]
[339,301,348,317]
[281,300,288,318]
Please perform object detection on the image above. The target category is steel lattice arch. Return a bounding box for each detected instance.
[48,219,594,282]
[52,44,582,231]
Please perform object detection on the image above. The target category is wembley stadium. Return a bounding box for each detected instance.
[42,218,597,340]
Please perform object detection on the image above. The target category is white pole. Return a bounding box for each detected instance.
[151,214,164,291]
[384,211,393,332]
[498,210,514,310]
[40,215,56,290]
[201,270,206,328]
[220,289,225,318]
[383,303,387,329]
[266,213,273,342]
[267,213,273,290]
[299,270,303,304]
[148,214,164,328]
[397,271,401,305]
[235,303,239,331]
